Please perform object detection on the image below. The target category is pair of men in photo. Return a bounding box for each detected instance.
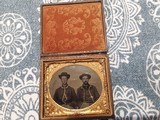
[53,72,100,109]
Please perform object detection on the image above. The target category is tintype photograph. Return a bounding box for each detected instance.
[40,55,113,119]
[49,65,102,109]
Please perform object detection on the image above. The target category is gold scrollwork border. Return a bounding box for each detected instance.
[41,55,113,119]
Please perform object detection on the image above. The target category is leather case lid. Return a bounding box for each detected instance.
[41,0,107,55]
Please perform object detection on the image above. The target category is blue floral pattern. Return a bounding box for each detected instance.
[146,43,160,97]
[0,67,39,120]
[0,13,32,68]
[0,0,159,119]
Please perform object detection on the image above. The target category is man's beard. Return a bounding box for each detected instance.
[83,81,88,85]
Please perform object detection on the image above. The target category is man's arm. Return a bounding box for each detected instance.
[93,86,100,101]
[72,88,77,102]
[69,88,78,108]
[53,89,58,103]
[77,88,83,108]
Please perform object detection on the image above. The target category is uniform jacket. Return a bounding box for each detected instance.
[77,84,100,108]
[53,85,77,108]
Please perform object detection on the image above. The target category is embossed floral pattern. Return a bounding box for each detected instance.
[0,67,39,120]
[63,17,85,35]
[42,2,105,53]
[113,85,159,119]
[0,13,32,68]
[58,33,91,51]
[91,18,104,47]
[146,43,160,97]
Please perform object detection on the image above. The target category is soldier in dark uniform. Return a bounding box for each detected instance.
[53,72,77,109]
[77,73,100,108]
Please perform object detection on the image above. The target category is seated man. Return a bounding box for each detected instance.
[53,72,77,109]
[77,73,100,108]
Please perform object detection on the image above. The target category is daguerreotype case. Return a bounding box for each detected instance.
[40,0,114,119]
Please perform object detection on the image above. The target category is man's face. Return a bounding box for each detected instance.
[61,76,68,84]
[82,76,89,85]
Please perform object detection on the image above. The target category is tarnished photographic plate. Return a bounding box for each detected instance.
[40,55,114,119]
[41,0,107,56]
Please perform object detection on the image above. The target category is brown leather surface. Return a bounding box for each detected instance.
[42,2,106,54]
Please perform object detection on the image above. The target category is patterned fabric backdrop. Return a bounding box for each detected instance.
[0,0,160,119]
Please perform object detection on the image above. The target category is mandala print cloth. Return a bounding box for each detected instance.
[0,0,160,120]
